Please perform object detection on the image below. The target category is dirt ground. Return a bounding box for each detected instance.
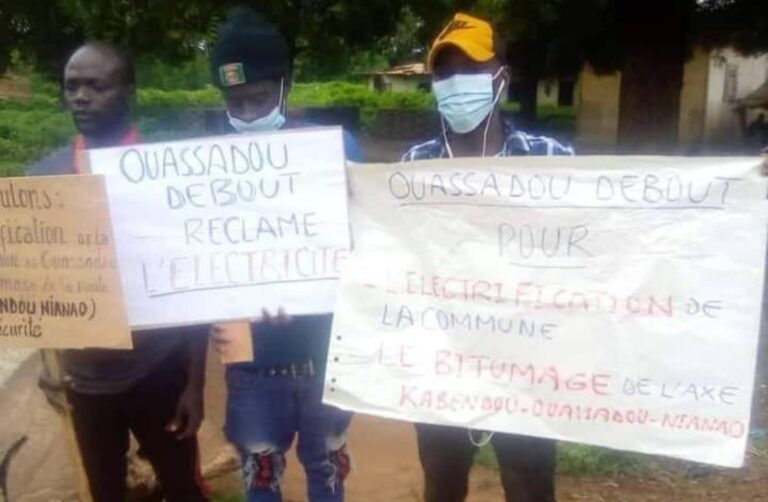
[214,129,768,501]
[204,352,768,502]
[223,401,768,502]
[210,135,768,502]
[6,72,767,501]
[0,74,30,100]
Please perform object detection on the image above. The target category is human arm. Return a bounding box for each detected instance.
[167,326,208,440]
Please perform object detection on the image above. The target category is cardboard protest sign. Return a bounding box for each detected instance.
[0,175,131,349]
[89,127,349,329]
[326,157,768,468]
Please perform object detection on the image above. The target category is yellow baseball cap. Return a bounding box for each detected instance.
[427,13,496,72]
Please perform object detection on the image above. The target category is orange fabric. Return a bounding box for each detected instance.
[72,127,140,175]
[427,12,496,72]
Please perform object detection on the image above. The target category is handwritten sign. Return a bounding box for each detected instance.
[0,176,131,349]
[326,157,768,468]
[89,127,349,329]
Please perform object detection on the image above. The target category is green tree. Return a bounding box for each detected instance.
[400,0,619,127]
[4,0,766,152]
[475,0,614,127]
[2,0,423,81]
[458,0,768,149]
[612,0,695,151]
[605,0,768,151]
[1,0,85,75]
[377,6,425,67]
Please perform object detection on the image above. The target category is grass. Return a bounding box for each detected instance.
[557,443,654,476]
[475,443,655,477]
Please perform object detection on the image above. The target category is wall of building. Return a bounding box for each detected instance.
[537,79,560,107]
[678,48,710,148]
[537,78,578,108]
[575,65,621,150]
[576,49,768,150]
[704,49,768,146]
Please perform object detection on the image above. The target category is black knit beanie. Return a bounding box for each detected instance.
[210,6,290,88]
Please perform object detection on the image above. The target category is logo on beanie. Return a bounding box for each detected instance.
[219,63,246,87]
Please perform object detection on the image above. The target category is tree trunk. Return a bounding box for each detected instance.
[508,35,545,130]
[0,10,9,74]
[617,0,695,153]
[517,73,539,129]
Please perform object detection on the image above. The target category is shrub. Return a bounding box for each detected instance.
[138,86,221,110]
[475,443,654,477]
[557,444,654,476]
[0,106,75,175]
[136,55,212,91]
[1,78,574,176]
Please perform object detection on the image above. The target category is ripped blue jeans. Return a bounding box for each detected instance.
[225,367,352,502]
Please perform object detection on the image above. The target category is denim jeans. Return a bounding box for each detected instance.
[226,367,352,502]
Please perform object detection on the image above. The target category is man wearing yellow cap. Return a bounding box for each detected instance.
[403,13,572,502]
[404,13,573,160]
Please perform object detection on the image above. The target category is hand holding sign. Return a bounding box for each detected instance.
[88,127,349,329]
[211,321,254,364]
[211,308,291,364]
[326,156,768,468]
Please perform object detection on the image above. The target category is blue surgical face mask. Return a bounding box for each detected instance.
[432,69,505,134]
[228,107,286,133]
[228,79,287,133]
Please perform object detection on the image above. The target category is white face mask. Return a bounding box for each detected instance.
[227,79,287,133]
[432,69,505,134]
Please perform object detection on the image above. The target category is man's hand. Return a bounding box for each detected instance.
[210,323,243,357]
[258,307,292,325]
[166,384,204,440]
[210,309,290,358]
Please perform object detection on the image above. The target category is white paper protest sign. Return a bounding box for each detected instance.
[326,156,768,468]
[89,127,349,329]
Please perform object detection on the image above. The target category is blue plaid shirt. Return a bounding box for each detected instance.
[402,120,574,160]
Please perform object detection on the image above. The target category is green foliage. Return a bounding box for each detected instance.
[0,161,22,177]
[292,82,434,129]
[0,70,574,176]
[285,0,417,80]
[135,80,435,117]
[696,0,768,54]
[3,0,428,81]
[0,80,435,176]
[475,443,654,477]
[136,54,212,90]
[375,6,426,66]
[213,496,244,502]
[5,0,768,83]
[0,106,75,176]
[557,444,654,476]
[138,86,221,109]
[292,82,431,110]
[474,444,499,469]
[346,51,390,76]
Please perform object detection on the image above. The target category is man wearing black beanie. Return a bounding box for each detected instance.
[209,6,361,502]
[210,7,291,133]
